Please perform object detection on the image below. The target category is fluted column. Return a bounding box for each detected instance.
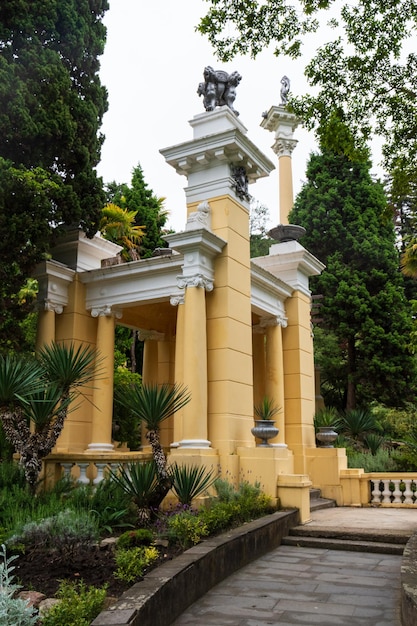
[88,306,120,452]
[262,315,287,445]
[177,276,212,448]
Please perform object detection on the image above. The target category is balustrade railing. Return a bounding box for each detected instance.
[369,474,417,505]
[43,451,153,489]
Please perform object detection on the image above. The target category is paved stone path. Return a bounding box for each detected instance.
[173,544,401,625]
[172,505,417,626]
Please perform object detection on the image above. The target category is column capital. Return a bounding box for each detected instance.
[170,293,185,306]
[177,274,214,292]
[39,299,64,315]
[272,137,298,158]
[260,314,288,329]
[90,305,122,319]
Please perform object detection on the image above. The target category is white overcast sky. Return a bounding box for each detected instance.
[96,1,323,232]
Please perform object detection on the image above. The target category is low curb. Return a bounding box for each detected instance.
[91,509,299,626]
[401,532,417,625]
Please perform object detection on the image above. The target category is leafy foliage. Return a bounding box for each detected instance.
[0,1,109,347]
[289,128,416,409]
[198,1,417,173]
[105,164,168,258]
[0,544,37,626]
[114,545,159,583]
[109,460,164,523]
[41,580,107,626]
[0,343,98,490]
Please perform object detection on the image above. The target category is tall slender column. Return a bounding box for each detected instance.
[178,278,211,448]
[88,306,119,451]
[261,107,299,224]
[263,316,287,445]
[171,294,185,445]
[139,330,164,385]
[36,301,61,351]
[252,327,266,408]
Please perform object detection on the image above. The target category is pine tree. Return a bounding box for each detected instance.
[289,126,416,410]
[0,0,109,351]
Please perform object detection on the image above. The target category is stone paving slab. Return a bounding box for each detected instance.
[172,544,402,625]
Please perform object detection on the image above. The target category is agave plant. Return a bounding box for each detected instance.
[169,463,217,507]
[0,343,97,493]
[115,382,191,499]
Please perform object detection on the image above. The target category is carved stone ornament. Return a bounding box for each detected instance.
[42,299,63,314]
[177,274,214,291]
[280,75,290,105]
[170,294,185,307]
[231,165,251,202]
[197,66,242,116]
[186,201,211,231]
[91,305,122,319]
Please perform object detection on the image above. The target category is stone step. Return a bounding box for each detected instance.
[309,497,336,511]
[281,534,405,555]
[289,526,410,545]
[309,488,322,500]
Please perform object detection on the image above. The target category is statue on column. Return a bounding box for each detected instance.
[198,66,242,116]
[280,75,290,105]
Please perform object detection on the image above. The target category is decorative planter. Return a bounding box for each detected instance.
[251,420,279,447]
[316,426,338,448]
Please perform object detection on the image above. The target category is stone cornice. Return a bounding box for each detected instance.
[251,260,292,319]
[34,260,75,313]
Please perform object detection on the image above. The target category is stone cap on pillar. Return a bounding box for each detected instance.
[252,240,325,296]
[50,228,123,272]
[160,107,274,205]
[33,260,75,313]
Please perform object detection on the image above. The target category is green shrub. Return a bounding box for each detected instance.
[348,448,398,472]
[41,580,107,626]
[7,509,98,558]
[198,501,234,534]
[116,528,154,549]
[0,462,26,490]
[0,544,38,626]
[166,511,209,549]
[114,546,159,583]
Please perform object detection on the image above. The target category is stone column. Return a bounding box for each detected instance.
[177,276,211,448]
[252,327,266,409]
[36,301,61,351]
[88,306,120,452]
[261,107,299,224]
[171,294,185,445]
[263,316,287,445]
[139,330,164,385]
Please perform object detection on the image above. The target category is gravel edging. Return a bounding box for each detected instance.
[91,509,299,626]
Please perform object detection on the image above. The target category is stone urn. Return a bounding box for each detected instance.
[251,420,280,447]
[316,426,338,448]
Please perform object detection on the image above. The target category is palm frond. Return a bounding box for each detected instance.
[22,383,72,430]
[109,461,160,508]
[37,342,98,393]
[0,355,44,405]
[116,383,191,431]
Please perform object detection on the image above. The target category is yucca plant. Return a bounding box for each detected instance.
[115,383,191,506]
[0,343,98,493]
[109,460,163,524]
[169,463,217,506]
[363,433,386,456]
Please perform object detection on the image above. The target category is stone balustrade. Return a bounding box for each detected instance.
[339,469,417,507]
[42,451,153,489]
